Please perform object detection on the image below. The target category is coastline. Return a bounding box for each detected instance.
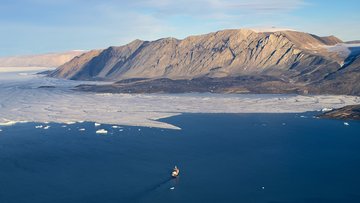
[1,69,359,129]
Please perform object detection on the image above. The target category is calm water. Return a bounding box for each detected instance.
[0,113,359,203]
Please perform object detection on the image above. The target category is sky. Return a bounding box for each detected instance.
[0,0,359,56]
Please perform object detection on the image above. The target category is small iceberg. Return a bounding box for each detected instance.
[61,125,67,128]
[0,129,2,132]
[43,126,50,130]
[94,123,101,127]
[112,125,121,129]
[96,129,108,134]
[35,125,43,129]
[119,129,124,132]
[65,122,76,125]
[79,128,86,131]
[321,108,333,112]
[344,122,350,126]
[170,187,175,190]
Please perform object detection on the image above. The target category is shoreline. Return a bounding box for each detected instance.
[1,70,359,129]
[1,93,359,129]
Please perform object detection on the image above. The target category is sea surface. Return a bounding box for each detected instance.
[0,112,359,203]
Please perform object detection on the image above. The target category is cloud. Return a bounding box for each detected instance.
[133,0,307,17]
[0,0,309,56]
[0,0,307,30]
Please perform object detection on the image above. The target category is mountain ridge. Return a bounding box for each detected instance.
[48,28,360,95]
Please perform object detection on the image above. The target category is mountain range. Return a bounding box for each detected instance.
[47,28,360,95]
[0,50,86,68]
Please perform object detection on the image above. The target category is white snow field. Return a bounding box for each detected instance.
[0,67,359,130]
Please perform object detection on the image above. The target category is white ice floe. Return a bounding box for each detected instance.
[344,122,350,126]
[61,125,67,128]
[321,108,333,112]
[0,129,2,132]
[94,123,101,127]
[119,129,124,132]
[0,70,360,130]
[0,120,27,126]
[170,187,175,190]
[112,125,121,129]
[0,120,19,126]
[43,126,50,130]
[79,128,86,131]
[96,129,108,134]
[35,125,43,129]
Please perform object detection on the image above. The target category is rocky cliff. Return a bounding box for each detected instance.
[320,105,360,120]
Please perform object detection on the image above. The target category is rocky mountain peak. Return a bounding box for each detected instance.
[49,28,359,93]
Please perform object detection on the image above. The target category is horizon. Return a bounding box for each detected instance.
[0,0,359,57]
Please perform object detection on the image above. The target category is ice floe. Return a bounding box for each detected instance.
[0,69,360,129]
[321,108,333,112]
[96,129,108,134]
[94,123,101,127]
[43,126,50,130]
[344,122,350,126]
[79,128,86,131]
[0,120,19,126]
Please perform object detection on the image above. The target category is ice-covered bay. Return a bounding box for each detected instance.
[0,67,359,129]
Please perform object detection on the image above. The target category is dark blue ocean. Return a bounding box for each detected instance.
[0,112,359,203]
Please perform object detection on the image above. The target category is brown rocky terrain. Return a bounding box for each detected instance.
[76,76,303,94]
[48,28,360,95]
[320,105,360,120]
